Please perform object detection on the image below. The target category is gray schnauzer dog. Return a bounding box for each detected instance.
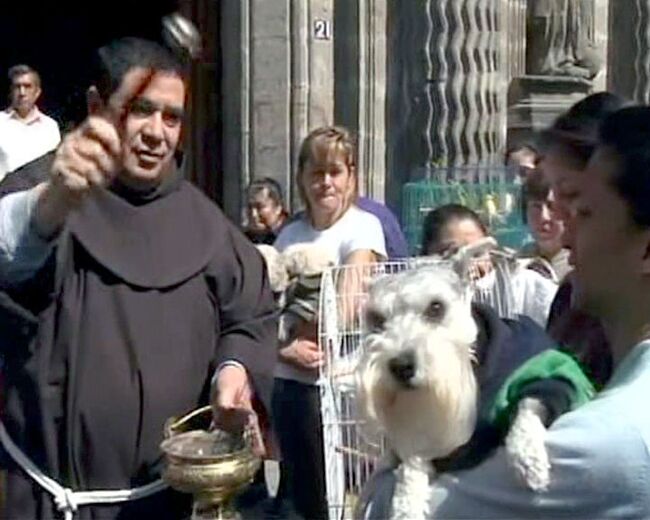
[355,240,592,520]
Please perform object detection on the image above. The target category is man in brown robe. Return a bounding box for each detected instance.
[0,37,276,519]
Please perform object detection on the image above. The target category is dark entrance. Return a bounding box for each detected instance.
[0,0,222,201]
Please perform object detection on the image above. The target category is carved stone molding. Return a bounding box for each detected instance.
[609,0,650,103]
[386,0,505,203]
[506,0,528,80]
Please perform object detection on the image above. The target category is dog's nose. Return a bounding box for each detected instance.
[388,351,416,386]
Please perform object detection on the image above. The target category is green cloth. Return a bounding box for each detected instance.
[487,349,596,431]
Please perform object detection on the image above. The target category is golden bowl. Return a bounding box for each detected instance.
[161,406,261,520]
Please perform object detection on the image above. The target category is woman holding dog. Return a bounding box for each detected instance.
[271,126,386,519]
[363,100,650,519]
[418,105,650,519]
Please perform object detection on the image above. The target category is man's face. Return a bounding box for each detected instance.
[108,67,185,188]
[571,147,650,317]
[11,73,41,117]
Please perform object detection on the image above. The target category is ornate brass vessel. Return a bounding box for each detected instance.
[161,406,261,520]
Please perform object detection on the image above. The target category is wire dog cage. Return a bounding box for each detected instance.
[316,251,527,520]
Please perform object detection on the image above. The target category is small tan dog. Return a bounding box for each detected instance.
[256,243,335,293]
[256,243,336,341]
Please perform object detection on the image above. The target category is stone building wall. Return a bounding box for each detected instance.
[213,0,641,220]
[220,0,334,221]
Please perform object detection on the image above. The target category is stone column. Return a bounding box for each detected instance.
[593,0,609,91]
[608,0,650,103]
[334,0,388,201]
[289,0,335,209]
[386,0,506,207]
[220,0,334,221]
[221,0,292,222]
[504,0,528,81]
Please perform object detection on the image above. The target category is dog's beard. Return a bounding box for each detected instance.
[357,332,478,461]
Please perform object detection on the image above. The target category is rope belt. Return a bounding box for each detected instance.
[0,420,168,520]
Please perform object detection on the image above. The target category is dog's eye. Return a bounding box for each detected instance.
[365,309,385,332]
[424,299,446,322]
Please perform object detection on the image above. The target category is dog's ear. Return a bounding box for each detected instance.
[448,237,498,283]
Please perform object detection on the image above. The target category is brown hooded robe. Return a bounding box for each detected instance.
[0,173,277,519]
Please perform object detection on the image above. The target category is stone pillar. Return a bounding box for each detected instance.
[386,0,506,207]
[334,0,388,201]
[608,0,650,103]
[220,0,334,221]
[504,0,528,81]
[289,0,335,209]
[593,0,609,92]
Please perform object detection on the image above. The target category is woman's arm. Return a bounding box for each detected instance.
[278,317,323,370]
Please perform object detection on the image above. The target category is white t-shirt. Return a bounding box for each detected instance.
[274,205,387,383]
[274,205,387,264]
[474,262,558,327]
[0,109,61,180]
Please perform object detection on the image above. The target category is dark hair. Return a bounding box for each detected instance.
[599,106,650,228]
[92,37,184,102]
[521,168,552,224]
[504,142,538,166]
[246,177,286,209]
[8,64,40,87]
[422,203,488,255]
[538,92,628,170]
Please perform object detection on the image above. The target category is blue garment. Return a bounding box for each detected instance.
[353,197,408,259]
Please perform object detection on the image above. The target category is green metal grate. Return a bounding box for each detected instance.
[402,180,530,255]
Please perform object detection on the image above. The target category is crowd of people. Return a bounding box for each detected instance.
[244,92,650,519]
[0,30,647,520]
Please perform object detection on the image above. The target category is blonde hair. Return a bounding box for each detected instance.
[296,126,358,213]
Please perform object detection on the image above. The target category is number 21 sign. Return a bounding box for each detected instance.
[313,19,332,40]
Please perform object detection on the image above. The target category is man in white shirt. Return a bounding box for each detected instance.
[0,65,60,179]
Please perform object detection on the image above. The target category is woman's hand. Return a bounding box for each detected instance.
[280,338,324,371]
